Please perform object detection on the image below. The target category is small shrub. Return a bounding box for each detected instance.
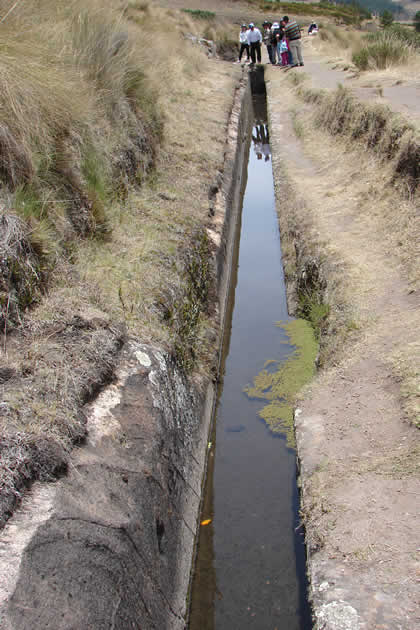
[380,10,394,28]
[297,293,330,340]
[181,9,215,20]
[309,302,330,335]
[352,48,369,70]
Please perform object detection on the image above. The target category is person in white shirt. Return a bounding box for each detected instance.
[237,24,250,63]
[247,23,262,64]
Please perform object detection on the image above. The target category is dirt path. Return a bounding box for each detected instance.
[302,37,420,125]
[155,0,268,23]
[267,52,419,628]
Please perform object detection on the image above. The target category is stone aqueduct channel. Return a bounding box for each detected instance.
[0,54,418,630]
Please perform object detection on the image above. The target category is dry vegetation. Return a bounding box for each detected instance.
[314,20,420,75]
[275,70,419,423]
[0,0,164,330]
[299,83,420,195]
[0,0,238,525]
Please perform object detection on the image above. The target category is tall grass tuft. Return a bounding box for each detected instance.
[385,24,420,49]
[352,31,414,69]
[0,214,47,328]
[0,0,164,325]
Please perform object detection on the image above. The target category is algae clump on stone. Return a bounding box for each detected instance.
[244,319,318,447]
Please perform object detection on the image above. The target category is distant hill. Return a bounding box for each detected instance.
[259,0,414,19]
[335,0,406,17]
[395,0,420,17]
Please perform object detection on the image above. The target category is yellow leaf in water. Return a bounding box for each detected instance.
[201,519,212,526]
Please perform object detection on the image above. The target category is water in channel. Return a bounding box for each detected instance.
[188,80,311,630]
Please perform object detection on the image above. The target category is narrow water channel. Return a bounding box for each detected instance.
[188,77,311,630]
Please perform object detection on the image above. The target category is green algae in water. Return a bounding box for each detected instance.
[244,319,318,447]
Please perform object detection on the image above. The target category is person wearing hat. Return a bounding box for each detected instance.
[283,15,304,67]
[262,20,274,64]
[246,22,262,64]
[237,23,250,63]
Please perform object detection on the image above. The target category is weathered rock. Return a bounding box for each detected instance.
[1,343,208,630]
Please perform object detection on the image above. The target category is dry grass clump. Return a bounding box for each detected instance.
[390,341,420,428]
[156,227,217,372]
[0,432,65,526]
[352,32,414,70]
[0,0,163,329]
[0,300,124,526]
[299,469,333,554]
[0,213,50,331]
[313,21,420,72]
[352,25,420,71]
[299,85,420,194]
[318,23,361,50]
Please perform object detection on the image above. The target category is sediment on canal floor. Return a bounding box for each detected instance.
[0,73,253,630]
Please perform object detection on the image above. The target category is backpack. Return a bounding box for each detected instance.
[271,28,282,46]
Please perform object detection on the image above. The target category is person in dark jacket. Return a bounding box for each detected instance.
[262,21,274,64]
[270,21,282,65]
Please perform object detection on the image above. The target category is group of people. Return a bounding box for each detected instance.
[237,16,304,68]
